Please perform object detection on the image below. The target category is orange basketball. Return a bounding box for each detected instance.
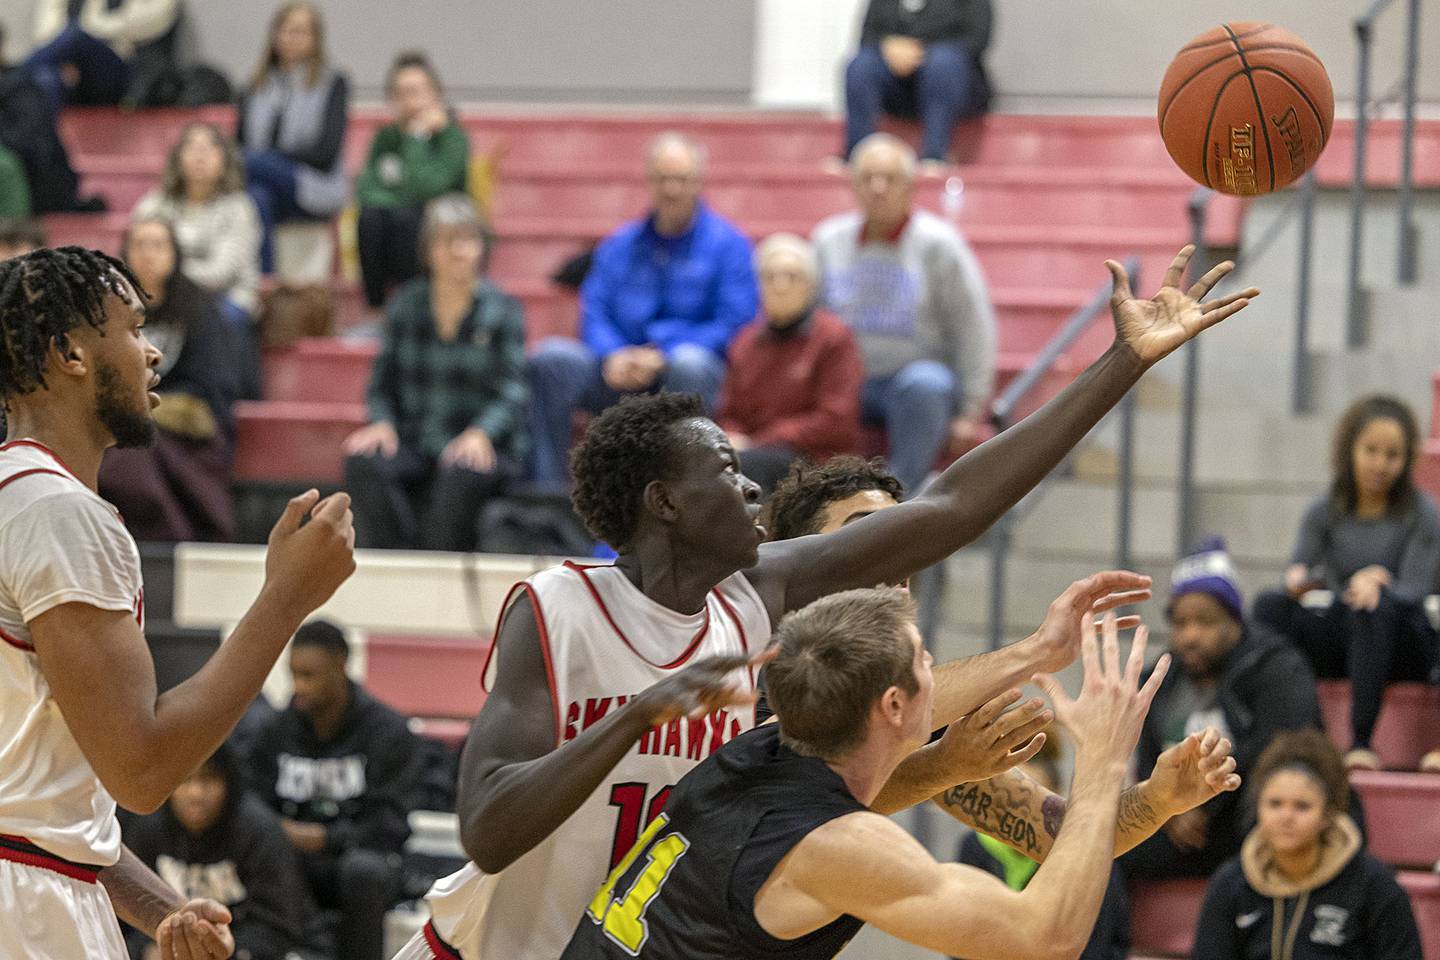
[1158,22,1334,195]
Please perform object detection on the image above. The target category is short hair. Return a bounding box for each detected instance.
[1329,394,1418,517]
[570,393,708,551]
[292,619,349,659]
[646,131,708,178]
[753,233,818,282]
[386,50,444,96]
[849,132,917,179]
[765,588,919,758]
[1249,729,1350,818]
[419,193,493,274]
[0,247,144,399]
[763,456,905,542]
[0,218,46,253]
[160,123,246,200]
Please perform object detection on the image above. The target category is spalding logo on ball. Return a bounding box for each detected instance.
[1159,22,1335,196]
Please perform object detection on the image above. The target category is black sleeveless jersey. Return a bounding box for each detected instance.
[560,722,868,960]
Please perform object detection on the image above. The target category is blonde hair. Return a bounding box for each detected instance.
[250,2,327,90]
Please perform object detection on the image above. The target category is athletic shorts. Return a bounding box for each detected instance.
[0,848,126,959]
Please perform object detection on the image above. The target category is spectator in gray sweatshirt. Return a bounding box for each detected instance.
[811,132,995,494]
[1253,394,1440,772]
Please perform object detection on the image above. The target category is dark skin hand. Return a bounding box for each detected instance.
[458,246,1259,873]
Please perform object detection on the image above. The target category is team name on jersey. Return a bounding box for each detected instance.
[275,753,367,803]
[156,856,247,905]
[563,696,745,759]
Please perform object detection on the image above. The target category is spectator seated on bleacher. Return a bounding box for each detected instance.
[122,743,334,960]
[1253,395,1440,773]
[135,122,262,329]
[1122,538,1323,882]
[99,217,241,543]
[527,131,757,486]
[812,132,995,495]
[238,1,349,273]
[0,216,43,259]
[843,0,992,166]
[1192,729,1423,960]
[343,193,526,552]
[355,50,469,313]
[23,0,179,109]
[0,24,98,214]
[715,233,862,494]
[248,621,423,960]
[956,733,1131,960]
[0,141,27,218]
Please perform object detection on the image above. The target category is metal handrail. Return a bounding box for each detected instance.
[982,257,1141,650]
[1346,0,1423,345]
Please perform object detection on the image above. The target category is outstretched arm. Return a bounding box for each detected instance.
[931,727,1241,861]
[751,248,1257,617]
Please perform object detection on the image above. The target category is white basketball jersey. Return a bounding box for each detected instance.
[424,561,771,959]
[0,440,142,867]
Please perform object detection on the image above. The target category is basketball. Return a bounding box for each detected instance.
[1158,22,1335,195]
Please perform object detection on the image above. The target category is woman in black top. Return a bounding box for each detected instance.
[1192,729,1420,960]
[1253,395,1440,770]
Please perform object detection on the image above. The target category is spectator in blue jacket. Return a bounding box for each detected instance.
[527,132,757,486]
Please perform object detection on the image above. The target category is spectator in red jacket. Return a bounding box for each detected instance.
[716,233,862,493]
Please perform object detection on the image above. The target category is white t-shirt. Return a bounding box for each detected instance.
[0,440,143,866]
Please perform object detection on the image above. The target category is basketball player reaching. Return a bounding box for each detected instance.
[0,248,356,959]
[563,594,1240,960]
[396,245,1257,960]
[764,454,1242,849]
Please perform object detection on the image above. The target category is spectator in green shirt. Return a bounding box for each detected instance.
[342,194,526,552]
[0,145,29,218]
[355,51,469,311]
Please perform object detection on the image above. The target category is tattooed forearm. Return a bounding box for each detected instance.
[1041,794,1066,838]
[939,776,1045,855]
[1116,784,1162,834]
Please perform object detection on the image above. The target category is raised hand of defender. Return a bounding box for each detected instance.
[1144,726,1242,818]
[634,647,776,727]
[930,687,1053,785]
[1035,613,1168,767]
[1028,570,1152,674]
[1108,244,1260,366]
[264,489,357,617]
[156,899,234,960]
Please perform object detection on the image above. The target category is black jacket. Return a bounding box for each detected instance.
[249,683,422,856]
[860,0,993,54]
[123,746,332,960]
[149,271,243,437]
[1193,849,1421,960]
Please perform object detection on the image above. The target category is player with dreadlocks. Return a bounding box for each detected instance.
[0,247,357,959]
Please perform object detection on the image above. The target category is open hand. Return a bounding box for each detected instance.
[1144,726,1241,820]
[344,421,399,458]
[1028,571,1153,674]
[1109,245,1259,367]
[928,688,1052,785]
[442,427,497,473]
[156,899,234,959]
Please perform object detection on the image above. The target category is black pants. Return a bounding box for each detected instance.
[357,204,424,308]
[1119,811,1240,881]
[345,444,509,551]
[740,445,802,496]
[1253,588,1438,748]
[303,847,402,960]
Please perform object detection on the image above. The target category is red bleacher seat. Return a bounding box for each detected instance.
[363,633,492,721]
[1350,771,1440,870]
[1399,871,1440,960]
[1129,877,1208,958]
[232,400,366,485]
[1318,681,1440,771]
[263,339,378,404]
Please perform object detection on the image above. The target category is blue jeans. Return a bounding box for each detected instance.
[844,41,986,161]
[24,22,130,109]
[862,361,956,495]
[244,150,307,272]
[528,338,726,485]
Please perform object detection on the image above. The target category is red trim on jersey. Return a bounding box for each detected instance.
[563,562,710,670]
[0,834,101,884]
[0,440,81,482]
[422,920,463,960]
[480,580,562,748]
[713,589,760,729]
[0,467,68,495]
[0,626,34,653]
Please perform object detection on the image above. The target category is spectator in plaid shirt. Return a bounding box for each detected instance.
[342,194,527,550]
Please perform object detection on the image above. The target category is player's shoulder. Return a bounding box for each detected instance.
[0,443,115,530]
[783,809,905,873]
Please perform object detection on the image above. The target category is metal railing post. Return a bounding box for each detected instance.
[1293,171,1317,415]
[1396,0,1421,284]
[1177,190,1209,556]
[1346,18,1373,346]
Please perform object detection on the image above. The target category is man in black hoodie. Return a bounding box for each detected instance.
[1121,538,1323,880]
[123,743,331,960]
[249,620,423,960]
